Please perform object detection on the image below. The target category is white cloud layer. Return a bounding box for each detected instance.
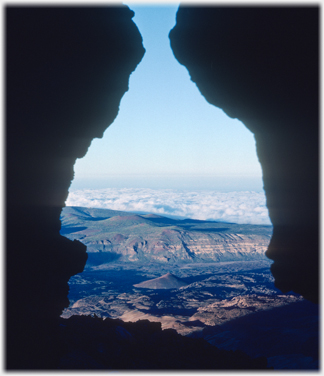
[66,188,271,225]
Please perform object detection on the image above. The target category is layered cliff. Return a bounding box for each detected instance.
[169,6,319,302]
[61,206,272,265]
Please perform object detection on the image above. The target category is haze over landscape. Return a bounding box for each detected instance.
[66,188,270,225]
[67,4,269,225]
[69,4,264,193]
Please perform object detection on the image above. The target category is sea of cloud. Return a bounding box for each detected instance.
[66,188,271,225]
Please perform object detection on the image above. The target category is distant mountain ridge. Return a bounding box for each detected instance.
[61,206,272,266]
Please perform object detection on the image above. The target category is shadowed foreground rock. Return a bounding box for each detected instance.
[6,4,318,370]
[170,6,319,303]
[58,315,269,369]
[6,6,144,369]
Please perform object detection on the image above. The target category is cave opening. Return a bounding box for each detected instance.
[58,5,317,367]
[6,4,318,370]
[64,5,268,215]
[61,3,272,309]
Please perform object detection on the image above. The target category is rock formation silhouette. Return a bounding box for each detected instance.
[6,4,318,370]
[170,6,319,303]
[57,315,269,369]
[6,6,145,369]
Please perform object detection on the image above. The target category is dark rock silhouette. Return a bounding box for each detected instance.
[57,315,269,369]
[170,6,319,303]
[6,4,318,370]
[6,6,144,369]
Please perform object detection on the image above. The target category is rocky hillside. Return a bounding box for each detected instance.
[133,273,188,289]
[61,206,272,265]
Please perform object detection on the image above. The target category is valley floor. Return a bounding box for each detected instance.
[62,260,319,370]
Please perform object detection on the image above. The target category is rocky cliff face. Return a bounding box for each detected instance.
[169,6,319,302]
[61,206,272,265]
[83,225,268,263]
[6,6,144,369]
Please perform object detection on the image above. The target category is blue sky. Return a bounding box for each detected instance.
[70,4,264,192]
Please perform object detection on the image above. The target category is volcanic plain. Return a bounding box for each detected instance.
[60,206,319,369]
